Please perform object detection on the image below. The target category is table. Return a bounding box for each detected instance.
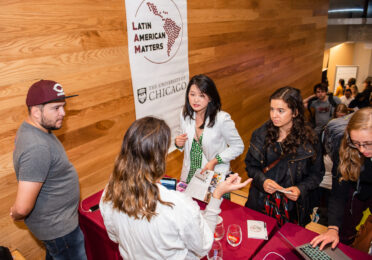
[79,190,122,260]
[79,190,278,260]
[253,222,372,259]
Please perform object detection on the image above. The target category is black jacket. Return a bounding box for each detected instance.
[244,122,325,226]
[328,152,372,228]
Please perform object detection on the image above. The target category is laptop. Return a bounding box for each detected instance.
[277,230,351,260]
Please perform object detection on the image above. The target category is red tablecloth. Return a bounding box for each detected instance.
[253,222,372,259]
[79,190,278,260]
[79,190,122,260]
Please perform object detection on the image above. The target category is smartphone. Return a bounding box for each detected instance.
[89,204,100,212]
[160,177,177,190]
[176,181,188,192]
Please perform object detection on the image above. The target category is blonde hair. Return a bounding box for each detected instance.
[334,103,348,118]
[339,107,372,181]
[351,85,359,96]
[103,117,173,221]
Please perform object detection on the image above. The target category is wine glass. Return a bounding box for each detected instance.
[214,216,225,241]
[175,126,183,137]
[227,224,242,247]
[207,240,223,260]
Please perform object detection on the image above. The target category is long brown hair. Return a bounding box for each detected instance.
[103,117,173,221]
[339,107,372,181]
[266,86,318,156]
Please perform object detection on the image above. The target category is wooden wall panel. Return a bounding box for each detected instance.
[0,0,329,258]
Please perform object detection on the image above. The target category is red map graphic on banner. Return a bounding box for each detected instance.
[147,2,181,56]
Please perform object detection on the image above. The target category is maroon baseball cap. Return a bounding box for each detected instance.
[26,80,78,106]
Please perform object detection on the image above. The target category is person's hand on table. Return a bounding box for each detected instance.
[310,226,339,250]
[263,179,283,194]
[284,186,300,201]
[175,133,188,148]
[200,158,218,174]
[212,173,252,199]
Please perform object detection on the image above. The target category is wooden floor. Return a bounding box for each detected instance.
[230,184,250,206]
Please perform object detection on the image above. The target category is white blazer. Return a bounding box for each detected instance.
[179,110,244,182]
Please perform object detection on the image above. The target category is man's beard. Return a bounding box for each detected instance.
[40,115,63,131]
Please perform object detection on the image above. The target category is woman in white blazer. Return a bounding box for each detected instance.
[175,74,244,183]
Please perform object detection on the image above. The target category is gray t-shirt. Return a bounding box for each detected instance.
[310,96,341,134]
[13,122,80,240]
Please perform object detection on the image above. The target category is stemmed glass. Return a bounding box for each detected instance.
[226,224,242,247]
[207,240,223,260]
[214,216,225,241]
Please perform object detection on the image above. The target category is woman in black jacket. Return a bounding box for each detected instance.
[245,87,324,226]
[311,107,372,250]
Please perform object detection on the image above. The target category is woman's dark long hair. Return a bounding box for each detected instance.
[265,86,318,156]
[183,74,221,129]
[103,117,173,221]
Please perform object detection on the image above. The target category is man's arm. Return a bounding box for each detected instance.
[303,94,316,108]
[10,181,43,221]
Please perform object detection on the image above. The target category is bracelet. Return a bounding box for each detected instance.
[328,227,339,233]
[175,143,183,149]
[215,154,223,164]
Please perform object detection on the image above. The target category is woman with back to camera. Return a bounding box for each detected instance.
[311,107,372,250]
[244,87,324,226]
[175,74,244,187]
[99,117,251,260]
[335,78,345,98]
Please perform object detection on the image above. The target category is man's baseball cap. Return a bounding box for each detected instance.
[26,80,78,106]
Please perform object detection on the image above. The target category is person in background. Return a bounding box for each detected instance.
[361,79,372,91]
[349,79,372,111]
[175,74,244,188]
[350,85,359,99]
[346,78,356,90]
[334,104,348,118]
[100,117,251,260]
[334,79,345,98]
[303,83,341,135]
[245,87,324,226]
[311,107,372,250]
[10,80,86,260]
[312,103,350,223]
[340,89,354,107]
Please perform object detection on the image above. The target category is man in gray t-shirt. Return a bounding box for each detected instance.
[10,80,86,260]
[305,83,341,135]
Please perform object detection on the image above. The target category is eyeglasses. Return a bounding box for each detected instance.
[348,137,372,150]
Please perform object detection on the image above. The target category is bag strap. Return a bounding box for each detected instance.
[263,158,281,174]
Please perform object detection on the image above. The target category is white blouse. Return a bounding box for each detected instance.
[179,110,244,182]
[100,184,222,260]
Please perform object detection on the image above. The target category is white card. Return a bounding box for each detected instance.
[277,189,292,194]
[247,220,268,240]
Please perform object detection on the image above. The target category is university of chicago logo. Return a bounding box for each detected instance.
[137,88,147,104]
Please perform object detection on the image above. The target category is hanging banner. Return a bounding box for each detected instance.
[125,0,189,151]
